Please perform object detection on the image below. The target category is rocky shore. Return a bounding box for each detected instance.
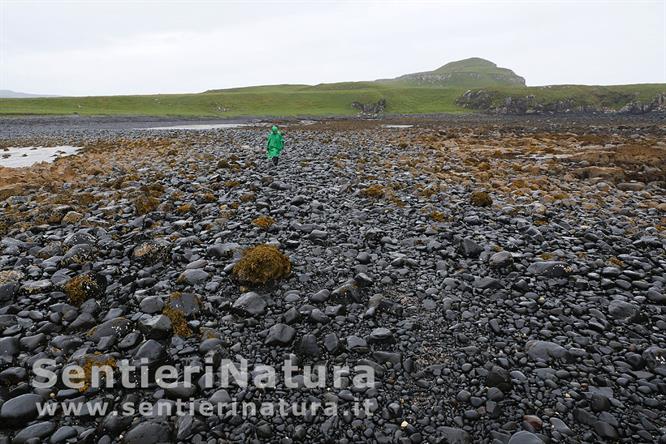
[0,115,664,443]
[456,90,666,115]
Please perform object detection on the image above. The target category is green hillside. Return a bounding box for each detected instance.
[380,57,526,87]
[0,58,664,117]
[0,83,468,117]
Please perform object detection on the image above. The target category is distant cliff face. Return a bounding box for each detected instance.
[381,57,526,88]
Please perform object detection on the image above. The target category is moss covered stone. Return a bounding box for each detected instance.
[134,195,160,215]
[232,244,291,286]
[63,272,107,306]
[360,184,385,198]
[252,215,275,230]
[470,190,493,207]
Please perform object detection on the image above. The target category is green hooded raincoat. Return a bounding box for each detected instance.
[266,125,284,159]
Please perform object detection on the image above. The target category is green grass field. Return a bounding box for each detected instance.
[1,82,664,118]
[0,84,468,117]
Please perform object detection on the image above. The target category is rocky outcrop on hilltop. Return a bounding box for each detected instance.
[393,71,525,87]
[384,58,526,87]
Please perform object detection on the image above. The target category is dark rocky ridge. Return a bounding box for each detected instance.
[456,90,666,115]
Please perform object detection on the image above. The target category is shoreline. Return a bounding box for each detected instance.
[0,116,664,443]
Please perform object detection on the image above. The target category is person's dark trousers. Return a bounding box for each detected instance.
[272,156,279,166]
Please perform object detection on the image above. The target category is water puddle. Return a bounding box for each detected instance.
[0,146,82,168]
[139,123,251,130]
[528,153,573,161]
[383,124,413,129]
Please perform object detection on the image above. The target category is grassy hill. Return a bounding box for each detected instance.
[1,58,664,117]
[379,57,526,88]
[0,83,468,117]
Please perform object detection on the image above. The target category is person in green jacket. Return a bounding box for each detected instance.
[266,125,285,166]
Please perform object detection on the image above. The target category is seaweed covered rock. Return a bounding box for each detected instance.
[167,292,201,317]
[63,271,107,306]
[470,190,493,207]
[75,353,117,392]
[252,215,275,230]
[61,244,96,266]
[162,305,191,337]
[160,292,199,337]
[61,210,84,225]
[360,184,385,198]
[232,244,291,286]
[134,195,160,215]
[132,238,172,265]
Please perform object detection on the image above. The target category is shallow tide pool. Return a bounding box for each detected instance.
[0,146,82,168]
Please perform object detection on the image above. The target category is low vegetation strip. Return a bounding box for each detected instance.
[1,82,664,117]
[0,85,467,117]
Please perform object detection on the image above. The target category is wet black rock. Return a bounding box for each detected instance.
[176,268,209,285]
[133,339,166,366]
[527,261,569,277]
[139,314,172,339]
[297,334,321,357]
[232,292,267,316]
[124,421,171,444]
[50,425,78,443]
[526,340,568,362]
[324,333,340,354]
[507,430,544,444]
[265,323,296,346]
[489,250,513,268]
[594,421,619,439]
[642,346,666,376]
[608,299,640,321]
[87,318,132,342]
[460,238,484,258]
[0,393,43,425]
[0,282,18,302]
[11,421,55,444]
[206,242,241,259]
[486,365,513,393]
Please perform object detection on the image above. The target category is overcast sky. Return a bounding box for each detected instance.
[1,0,664,96]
